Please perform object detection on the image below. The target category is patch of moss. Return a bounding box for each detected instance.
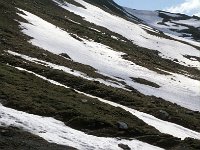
[130,77,160,88]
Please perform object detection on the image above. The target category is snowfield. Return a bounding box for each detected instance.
[52,0,200,69]
[10,67,200,140]
[0,103,164,150]
[16,8,200,111]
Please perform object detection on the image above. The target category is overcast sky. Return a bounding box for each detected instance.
[114,0,200,16]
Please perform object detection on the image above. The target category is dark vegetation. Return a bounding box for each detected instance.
[0,63,158,138]
[180,26,200,41]
[184,55,200,62]
[159,12,191,20]
[83,0,140,22]
[59,0,86,8]
[60,53,71,59]
[84,0,125,15]
[130,77,160,88]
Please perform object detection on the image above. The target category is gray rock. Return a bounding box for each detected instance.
[186,111,194,115]
[173,58,179,62]
[159,110,169,119]
[81,99,88,103]
[118,144,131,150]
[117,121,128,130]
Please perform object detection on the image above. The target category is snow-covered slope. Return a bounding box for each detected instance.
[53,0,200,69]
[0,103,164,150]
[125,8,200,42]
[16,8,200,111]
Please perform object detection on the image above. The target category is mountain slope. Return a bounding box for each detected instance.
[125,8,200,42]
[0,0,200,149]
[35,0,200,111]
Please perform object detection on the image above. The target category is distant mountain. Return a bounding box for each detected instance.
[125,7,200,42]
[0,0,200,149]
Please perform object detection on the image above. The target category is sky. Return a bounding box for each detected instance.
[114,0,200,16]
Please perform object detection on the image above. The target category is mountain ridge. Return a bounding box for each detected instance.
[124,7,200,42]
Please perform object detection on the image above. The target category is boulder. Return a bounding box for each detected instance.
[118,144,131,150]
[117,121,128,130]
[81,99,88,103]
[159,110,169,119]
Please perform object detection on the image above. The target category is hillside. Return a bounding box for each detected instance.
[0,0,200,149]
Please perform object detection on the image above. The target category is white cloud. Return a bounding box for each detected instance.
[194,12,200,17]
[166,0,200,16]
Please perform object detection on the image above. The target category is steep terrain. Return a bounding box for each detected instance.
[0,0,200,149]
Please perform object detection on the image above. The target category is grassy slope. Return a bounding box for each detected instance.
[0,0,200,149]
[4,0,200,77]
[0,63,183,149]
[0,0,200,134]
[0,61,200,149]
[65,0,200,78]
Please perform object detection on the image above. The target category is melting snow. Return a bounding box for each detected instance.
[52,0,200,69]
[0,103,163,150]
[7,50,126,90]
[16,8,200,111]
[11,67,200,140]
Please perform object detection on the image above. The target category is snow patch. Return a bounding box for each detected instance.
[173,18,200,28]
